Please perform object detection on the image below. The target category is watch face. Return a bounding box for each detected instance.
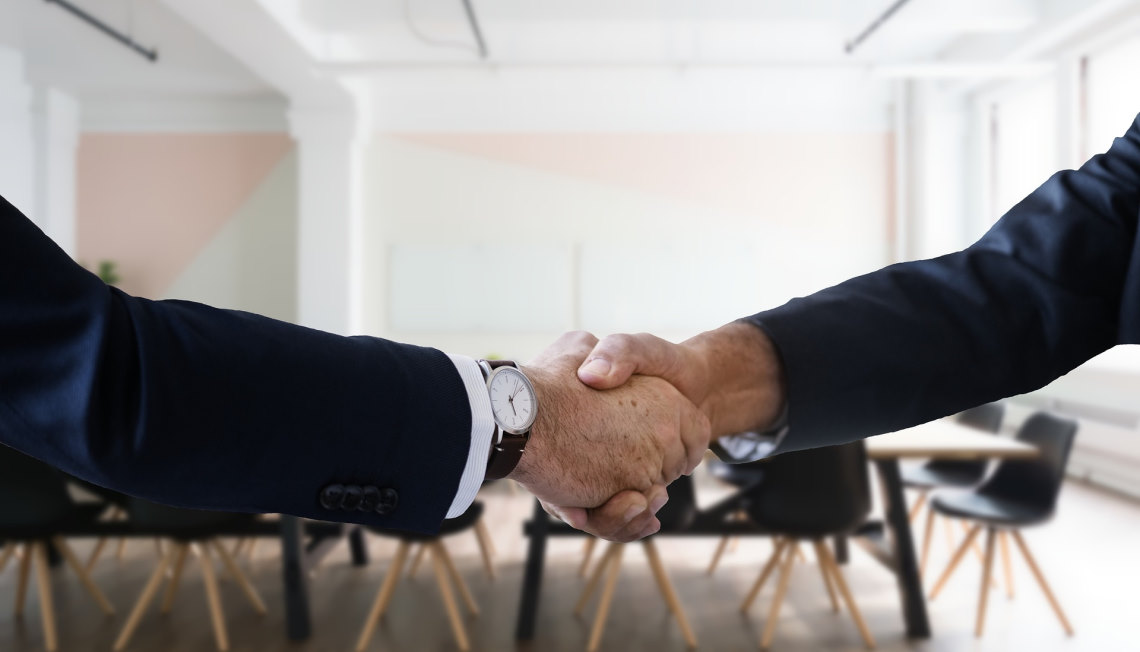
[488,367,537,434]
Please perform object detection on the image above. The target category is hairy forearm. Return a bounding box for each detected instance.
[681,320,785,438]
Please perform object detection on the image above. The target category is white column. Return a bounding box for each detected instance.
[33,88,81,257]
[288,106,366,335]
[0,48,36,217]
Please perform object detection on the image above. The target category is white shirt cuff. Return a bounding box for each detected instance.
[445,354,496,519]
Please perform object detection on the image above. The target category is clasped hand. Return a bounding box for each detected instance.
[506,324,784,542]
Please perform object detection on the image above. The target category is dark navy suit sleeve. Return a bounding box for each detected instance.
[0,196,470,533]
[749,113,1140,453]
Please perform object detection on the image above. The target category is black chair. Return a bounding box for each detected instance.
[0,447,115,651]
[903,403,1005,577]
[574,476,701,651]
[903,403,1005,514]
[355,501,487,652]
[927,411,1077,638]
[705,457,766,574]
[67,478,132,571]
[741,442,876,650]
[113,499,266,651]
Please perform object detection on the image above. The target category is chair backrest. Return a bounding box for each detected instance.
[746,441,870,537]
[978,412,1077,512]
[956,402,1005,433]
[924,402,1008,479]
[0,445,74,532]
[657,474,698,531]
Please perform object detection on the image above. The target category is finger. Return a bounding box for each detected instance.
[529,330,599,367]
[553,489,664,542]
[678,397,712,475]
[578,333,687,390]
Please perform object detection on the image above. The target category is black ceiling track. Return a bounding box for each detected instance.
[44,0,158,62]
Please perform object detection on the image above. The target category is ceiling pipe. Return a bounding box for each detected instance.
[43,0,158,62]
[459,0,488,59]
[845,0,914,54]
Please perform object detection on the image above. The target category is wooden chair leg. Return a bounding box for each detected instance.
[356,541,410,651]
[975,528,997,637]
[408,543,428,579]
[579,537,598,578]
[813,539,840,613]
[474,519,497,580]
[576,542,618,615]
[999,532,1014,600]
[433,542,479,616]
[51,536,115,615]
[245,538,259,561]
[707,536,730,575]
[85,537,108,573]
[919,506,937,578]
[587,543,624,652]
[1010,530,1074,636]
[643,539,697,649]
[161,544,190,614]
[114,545,175,651]
[430,542,470,652]
[211,540,267,615]
[908,491,928,522]
[0,541,15,574]
[32,542,59,652]
[929,524,982,600]
[741,538,787,613]
[115,538,127,562]
[816,540,876,649]
[729,537,741,554]
[196,544,229,651]
[759,539,798,650]
[16,543,32,617]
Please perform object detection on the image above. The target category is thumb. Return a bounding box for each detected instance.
[577,333,686,390]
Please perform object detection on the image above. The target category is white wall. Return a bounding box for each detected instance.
[360,130,892,360]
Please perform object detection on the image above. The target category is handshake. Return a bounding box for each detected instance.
[503,322,786,543]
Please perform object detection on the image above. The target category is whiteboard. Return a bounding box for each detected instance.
[388,244,572,332]
[578,242,762,332]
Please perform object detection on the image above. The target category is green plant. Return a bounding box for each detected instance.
[96,260,121,285]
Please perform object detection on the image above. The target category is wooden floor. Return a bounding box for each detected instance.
[1,474,1137,651]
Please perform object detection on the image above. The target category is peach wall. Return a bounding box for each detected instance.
[77,133,293,298]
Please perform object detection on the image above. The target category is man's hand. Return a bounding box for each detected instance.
[576,322,787,438]
[507,331,710,542]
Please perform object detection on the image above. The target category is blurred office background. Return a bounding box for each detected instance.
[1,0,1139,650]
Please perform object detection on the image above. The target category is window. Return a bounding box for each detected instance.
[989,77,1058,219]
[1086,35,1140,158]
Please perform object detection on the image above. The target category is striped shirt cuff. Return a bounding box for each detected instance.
[444,354,496,519]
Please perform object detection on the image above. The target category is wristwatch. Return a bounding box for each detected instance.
[478,360,538,479]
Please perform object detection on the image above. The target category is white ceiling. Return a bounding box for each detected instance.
[285,0,1043,65]
[3,0,1131,125]
[8,0,275,99]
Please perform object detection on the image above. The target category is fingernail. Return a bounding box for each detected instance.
[640,519,661,538]
[581,357,611,377]
[650,493,669,515]
[622,504,646,524]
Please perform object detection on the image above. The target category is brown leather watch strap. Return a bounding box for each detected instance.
[486,433,527,480]
[482,360,531,480]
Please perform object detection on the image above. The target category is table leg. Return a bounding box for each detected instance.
[280,515,311,640]
[875,459,931,638]
[833,535,849,564]
[349,526,369,566]
[515,498,549,640]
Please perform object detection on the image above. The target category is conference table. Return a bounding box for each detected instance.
[514,419,1038,641]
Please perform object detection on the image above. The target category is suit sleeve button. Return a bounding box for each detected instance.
[319,484,344,510]
[375,488,399,515]
[341,485,363,511]
[359,486,380,512]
